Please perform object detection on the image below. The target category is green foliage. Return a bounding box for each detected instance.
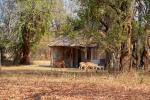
[0,0,53,64]
[17,0,52,47]
[66,0,150,55]
[66,0,134,52]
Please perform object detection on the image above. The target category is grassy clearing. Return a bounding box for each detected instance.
[1,65,150,87]
[1,65,150,99]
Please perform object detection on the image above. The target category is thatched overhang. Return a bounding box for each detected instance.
[48,36,97,48]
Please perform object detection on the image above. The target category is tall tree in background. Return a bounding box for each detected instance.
[120,0,135,72]
[143,0,150,71]
[131,0,147,70]
[16,0,52,64]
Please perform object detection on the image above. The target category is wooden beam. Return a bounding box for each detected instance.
[71,48,73,67]
[85,47,87,60]
[91,48,93,61]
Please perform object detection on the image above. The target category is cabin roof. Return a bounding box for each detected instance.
[48,35,97,47]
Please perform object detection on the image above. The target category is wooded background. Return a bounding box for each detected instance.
[0,0,150,72]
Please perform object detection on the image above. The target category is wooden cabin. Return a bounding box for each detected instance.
[48,36,106,68]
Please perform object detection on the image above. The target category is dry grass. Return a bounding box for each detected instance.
[32,60,50,65]
[1,64,150,100]
[1,73,150,100]
[1,65,150,86]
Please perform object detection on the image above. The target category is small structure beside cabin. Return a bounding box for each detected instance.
[48,36,106,68]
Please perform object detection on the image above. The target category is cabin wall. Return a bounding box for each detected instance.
[64,47,72,67]
[50,47,106,68]
[50,47,64,66]
[50,47,80,67]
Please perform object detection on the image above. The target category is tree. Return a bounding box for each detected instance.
[143,0,150,71]
[67,0,132,71]
[119,0,136,72]
[68,0,150,72]
[16,0,52,64]
[0,0,18,65]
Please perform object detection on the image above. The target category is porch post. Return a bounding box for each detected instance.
[49,48,52,66]
[71,48,73,67]
[91,48,93,61]
[85,47,87,60]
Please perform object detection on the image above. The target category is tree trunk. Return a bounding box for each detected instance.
[20,27,30,65]
[106,50,120,73]
[143,30,150,72]
[120,43,132,72]
[114,52,121,71]
[142,49,149,71]
[0,48,4,66]
[136,40,142,69]
[105,50,112,72]
[132,40,142,70]
[120,0,135,72]
[143,4,150,72]
[20,46,30,65]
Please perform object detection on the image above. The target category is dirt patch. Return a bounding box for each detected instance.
[0,77,150,100]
